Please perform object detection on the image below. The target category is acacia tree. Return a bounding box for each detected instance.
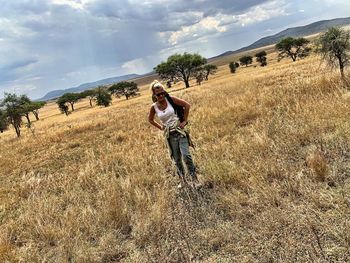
[20,100,45,126]
[239,55,253,67]
[18,95,33,127]
[316,27,350,80]
[195,71,204,85]
[0,109,9,133]
[203,64,218,80]
[79,90,96,107]
[0,94,43,134]
[154,53,207,88]
[31,101,45,120]
[19,96,45,127]
[22,103,34,127]
[60,93,80,111]
[108,84,120,98]
[276,37,311,62]
[108,81,139,100]
[155,62,176,86]
[57,97,69,116]
[229,62,237,73]
[255,51,267,66]
[95,87,112,107]
[0,93,24,137]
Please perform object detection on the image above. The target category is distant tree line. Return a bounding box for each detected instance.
[226,26,350,82]
[228,51,268,74]
[57,81,140,116]
[0,81,142,137]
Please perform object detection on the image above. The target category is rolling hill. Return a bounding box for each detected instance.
[213,17,350,59]
[37,74,140,101]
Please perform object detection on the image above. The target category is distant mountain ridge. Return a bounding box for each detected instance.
[37,74,140,101]
[213,17,350,59]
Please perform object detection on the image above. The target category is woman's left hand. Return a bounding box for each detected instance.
[179,121,187,129]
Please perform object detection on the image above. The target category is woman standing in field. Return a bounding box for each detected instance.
[148,80,200,189]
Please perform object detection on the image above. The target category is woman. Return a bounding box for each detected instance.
[148,80,200,188]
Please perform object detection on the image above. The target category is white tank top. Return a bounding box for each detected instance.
[153,98,179,127]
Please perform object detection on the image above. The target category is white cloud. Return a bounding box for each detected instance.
[121,57,150,74]
[7,83,38,94]
[168,16,228,45]
[232,1,288,27]
[51,0,96,10]
[0,17,35,41]
[165,1,288,45]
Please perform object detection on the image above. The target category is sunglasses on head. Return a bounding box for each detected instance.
[155,92,165,97]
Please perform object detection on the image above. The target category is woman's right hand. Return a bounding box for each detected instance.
[179,121,187,129]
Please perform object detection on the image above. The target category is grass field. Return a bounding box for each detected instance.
[1,50,350,262]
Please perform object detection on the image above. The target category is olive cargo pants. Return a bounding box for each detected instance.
[168,132,196,179]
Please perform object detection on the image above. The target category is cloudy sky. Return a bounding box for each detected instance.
[0,0,349,99]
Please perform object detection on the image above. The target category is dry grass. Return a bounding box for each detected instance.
[1,52,350,262]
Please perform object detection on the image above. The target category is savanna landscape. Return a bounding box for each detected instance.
[1,34,350,263]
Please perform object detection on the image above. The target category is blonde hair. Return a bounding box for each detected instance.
[150,80,164,94]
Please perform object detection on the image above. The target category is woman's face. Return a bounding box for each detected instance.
[154,87,165,102]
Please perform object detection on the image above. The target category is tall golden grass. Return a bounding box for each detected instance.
[1,51,350,262]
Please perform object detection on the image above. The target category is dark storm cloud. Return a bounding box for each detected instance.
[87,0,271,19]
[18,2,164,64]
[171,0,271,16]
[86,0,271,31]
